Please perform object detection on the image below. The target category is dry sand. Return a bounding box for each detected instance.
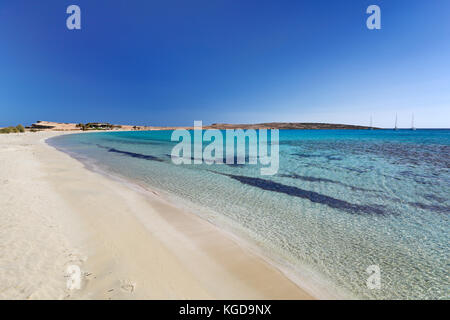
[0,131,314,300]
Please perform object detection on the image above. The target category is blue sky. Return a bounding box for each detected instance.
[0,0,449,128]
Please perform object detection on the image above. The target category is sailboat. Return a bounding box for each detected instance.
[411,113,416,131]
[394,114,398,131]
[370,115,373,130]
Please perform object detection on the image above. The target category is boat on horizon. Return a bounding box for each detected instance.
[411,113,416,131]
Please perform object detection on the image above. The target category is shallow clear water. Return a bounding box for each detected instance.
[48,129,450,299]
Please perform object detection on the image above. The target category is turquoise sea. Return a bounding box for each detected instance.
[48,129,449,299]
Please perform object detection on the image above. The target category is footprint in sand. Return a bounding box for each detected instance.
[120,280,136,293]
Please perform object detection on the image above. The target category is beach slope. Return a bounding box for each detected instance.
[0,132,313,299]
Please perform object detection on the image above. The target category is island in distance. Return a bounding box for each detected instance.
[25,121,379,132]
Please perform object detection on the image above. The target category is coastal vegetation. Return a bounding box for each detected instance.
[0,124,25,134]
[76,123,122,131]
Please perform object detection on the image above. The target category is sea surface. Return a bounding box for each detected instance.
[48,129,450,299]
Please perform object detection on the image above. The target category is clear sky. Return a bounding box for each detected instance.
[1,0,449,128]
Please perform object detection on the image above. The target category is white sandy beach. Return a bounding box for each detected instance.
[0,131,314,300]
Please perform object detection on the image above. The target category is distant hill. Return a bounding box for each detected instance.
[26,121,378,131]
[207,122,378,130]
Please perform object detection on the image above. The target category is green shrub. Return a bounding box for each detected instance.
[0,125,26,134]
[16,124,25,132]
[0,126,18,134]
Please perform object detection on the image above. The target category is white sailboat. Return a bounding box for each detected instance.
[394,114,398,131]
[370,115,373,130]
[411,113,416,131]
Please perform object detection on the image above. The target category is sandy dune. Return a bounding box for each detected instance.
[0,132,314,300]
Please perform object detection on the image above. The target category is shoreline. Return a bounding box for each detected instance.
[0,131,319,299]
[51,136,345,300]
